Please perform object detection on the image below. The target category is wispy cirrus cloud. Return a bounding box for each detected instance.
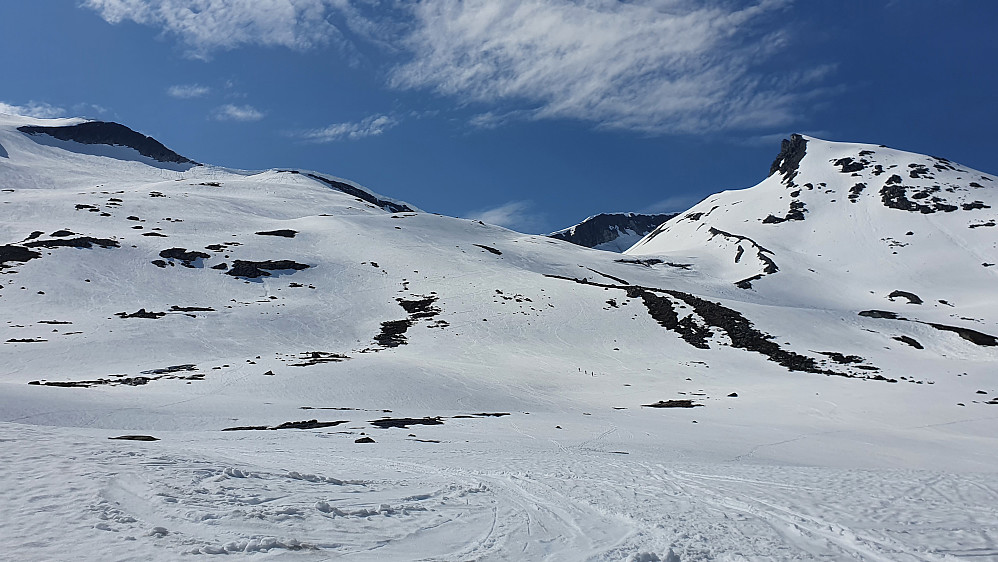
[212,104,265,122]
[0,100,66,118]
[391,0,806,134]
[643,194,706,215]
[83,0,348,59]
[83,0,830,135]
[167,84,211,99]
[465,200,545,232]
[299,114,397,142]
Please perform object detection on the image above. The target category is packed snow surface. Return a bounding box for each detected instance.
[2,116,998,560]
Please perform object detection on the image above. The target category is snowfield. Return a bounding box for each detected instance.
[1,115,997,560]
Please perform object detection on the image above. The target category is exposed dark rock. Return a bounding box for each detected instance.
[860,310,998,347]
[0,245,42,269]
[397,296,440,319]
[222,420,349,431]
[859,310,901,319]
[735,274,764,290]
[273,419,348,430]
[151,260,167,268]
[169,306,214,312]
[643,400,702,408]
[962,201,991,210]
[211,262,228,270]
[616,258,662,267]
[769,134,808,185]
[893,335,924,349]
[141,364,197,375]
[817,351,865,364]
[625,287,710,349]
[926,323,998,347]
[585,267,630,285]
[762,200,807,223]
[287,351,350,367]
[370,417,444,429]
[355,436,376,443]
[18,121,197,165]
[833,157,866,174]
[908,164,932,179]
[255,229,297,238]
[159,248,210,267]
[108,435,159,441]
[374,319,412,348]
[116,309,166,319]
[848,183,866,203]
[24,237,119,249]
[879,184,961,214]
[549,213,677,250]
[226,260,310,278]
[473,244,502,255]
[304,172,413,213]
[888,290,923,304]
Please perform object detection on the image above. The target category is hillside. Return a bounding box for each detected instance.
[2,116,996,561]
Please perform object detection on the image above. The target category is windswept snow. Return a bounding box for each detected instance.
[2,116,997,560]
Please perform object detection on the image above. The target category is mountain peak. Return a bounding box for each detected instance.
[768,133,808,182]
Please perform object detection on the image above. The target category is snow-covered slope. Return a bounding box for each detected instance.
[549,212,677,252]
[3,117,997,561]
[630,134,998,349]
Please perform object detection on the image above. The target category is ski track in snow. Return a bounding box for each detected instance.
[4,422,998,561]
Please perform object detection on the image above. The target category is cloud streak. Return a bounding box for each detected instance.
[465,200,544,232]
[84,0,347,58]
[167,84,210,98]
[212,104,265,122]
[0,101,66,118]
[83,0,828,134]
[299,114,397,142]
[391,0,805,134]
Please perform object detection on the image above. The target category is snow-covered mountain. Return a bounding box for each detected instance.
[2,115,997,561]
[629,134,998,346]
[549,212,677,252]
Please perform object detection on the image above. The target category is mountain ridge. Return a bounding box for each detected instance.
[2,115,997,560]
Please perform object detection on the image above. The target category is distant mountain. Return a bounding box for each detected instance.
[18,121,199,165]
[549,212,677,252]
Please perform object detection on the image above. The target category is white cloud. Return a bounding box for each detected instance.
[300,114,397,142]
[167,84,211,98]
[84,0,347,58]
[466,200,544,232]
[82,0,829,134]
[643,194,706,215]
[0,101,66,118]
[390,0,807,134]
[212,104,265,122]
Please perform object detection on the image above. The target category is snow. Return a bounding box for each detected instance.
[2,116,998,560]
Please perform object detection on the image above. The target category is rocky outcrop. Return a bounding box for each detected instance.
[18,121,197,165]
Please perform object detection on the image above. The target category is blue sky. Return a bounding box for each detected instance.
[2,0,996,234]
